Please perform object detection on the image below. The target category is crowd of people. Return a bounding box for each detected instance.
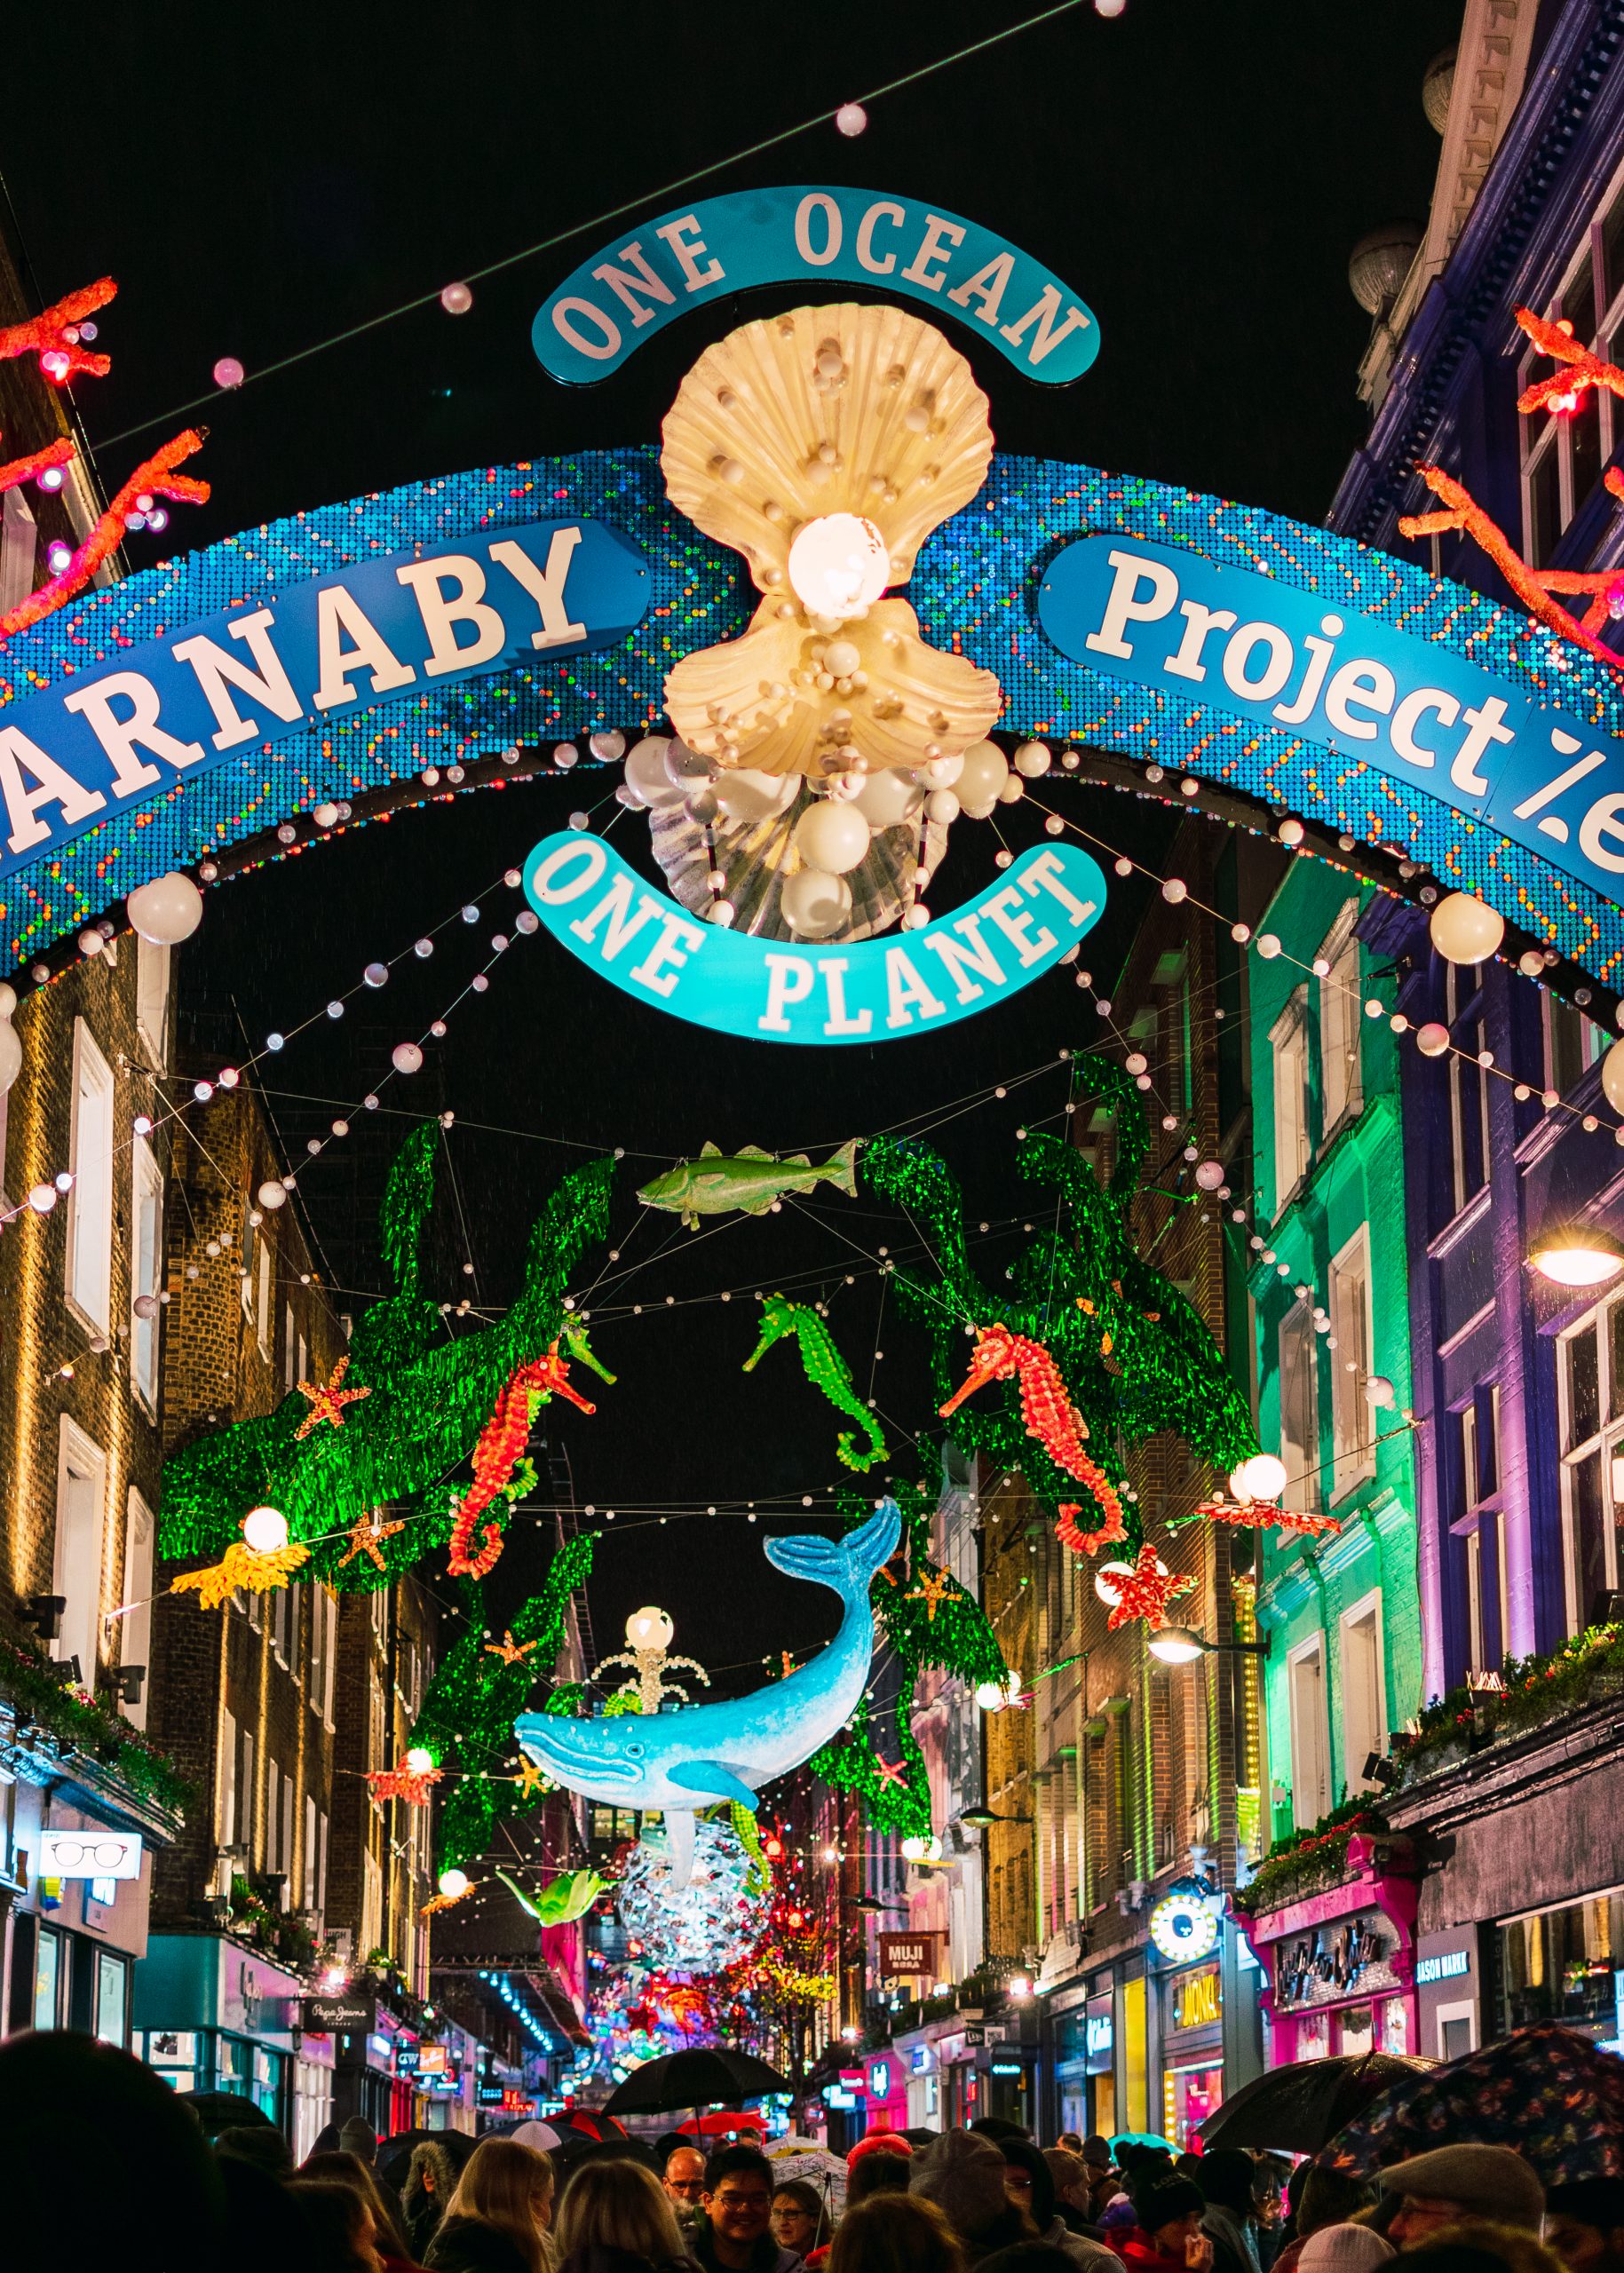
[5,2031,1624,2273]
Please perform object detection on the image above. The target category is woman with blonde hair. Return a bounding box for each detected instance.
[829,2196,968,2273]
[426,2137,558,2273]
[554,2158,693,2273]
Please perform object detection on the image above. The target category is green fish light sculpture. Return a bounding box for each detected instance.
[637,1139,859,1229]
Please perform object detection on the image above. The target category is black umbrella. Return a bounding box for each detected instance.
[176,2088,276,2138]
[602,2047,792,2117]
[1198,2052,1435,2154]
[377,2126,479,2188]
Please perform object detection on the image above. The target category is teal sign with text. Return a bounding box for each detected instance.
[523,832,1106,1043]
[533,186,1099,386]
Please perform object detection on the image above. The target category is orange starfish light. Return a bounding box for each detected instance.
[295,1354,371,1438]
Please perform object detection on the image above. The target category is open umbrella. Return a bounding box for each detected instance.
[678,2110,767,2135]
[1316,2022,1624,2185]
[767,2136,848,2214]
[603,2047,792,2118]
[175,2089,275,2137]
[377,2126,480,2188]
[1200,2053,1435,2154]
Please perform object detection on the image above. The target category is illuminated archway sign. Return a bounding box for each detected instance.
[523,830,1106,1043]
[0,182,1621,989]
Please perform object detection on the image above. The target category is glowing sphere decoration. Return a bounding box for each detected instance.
[787,511,890,615]
[1147,1876,1222,1962]
[615,1815,770,1973]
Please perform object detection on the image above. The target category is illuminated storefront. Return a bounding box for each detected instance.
[1161,1960,1224,2149]
[1245,1833,1419,2067]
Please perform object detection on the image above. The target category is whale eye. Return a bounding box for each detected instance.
[624,1741,645,1757]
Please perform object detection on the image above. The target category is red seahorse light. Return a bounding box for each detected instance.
[941,1322,1125,1548]
[447,1340,598,1577]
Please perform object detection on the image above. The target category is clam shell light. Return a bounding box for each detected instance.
[660,302,1002,779]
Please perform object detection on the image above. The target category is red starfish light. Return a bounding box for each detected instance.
[1105,1542,1196,1631]
[514,1758,548,1799]
[1192,1495,1343,1540]
[338,1509,406,1569]
[294,1354,371,1438]
[907,1570,955,1622]
[874,1757,908,1787]
[368,1759,441,1806]
[484,1629,536,1666]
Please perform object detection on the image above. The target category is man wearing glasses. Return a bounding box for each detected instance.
[692,2146,806,2273]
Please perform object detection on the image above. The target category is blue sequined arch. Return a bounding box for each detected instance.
[3,445,1622,981]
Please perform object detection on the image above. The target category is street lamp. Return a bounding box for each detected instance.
[957,1807,1034,1830]
[1530,1225,1624,1288]
[1146,1625,1271,1667]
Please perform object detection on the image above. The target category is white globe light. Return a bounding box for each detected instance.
[257,1179,288,1211]
[1365,1374,1396,1408]
[626,1605,675,1650]
[1013,741,1051,779]
[975,1680,1007,1712]
[1414,1022,1452,1057]
[0,1021,21,1096]
[781,867,852,939]
[392,1041,424,1075]
[1430,891,1505,965]
[242,1505,289,1554]
[622,736,681,807]
[438,1868,470,1899]
[1602,1037,1624,1116]
[1240,1453,1289,1502]
[854,768,924,833]
[900,1835,929,1861]
[787,512,890,616]
[127,871,204,946]
[1256,933,1281,960]
[715,767,797,823]
[795,799,871,874]
[405,1746,435,1775]
[440,281,473,315]
[925,788,961,826]
[955,739,1010,818]
[1194,1160,1224,1192]
[28,1182,57,1214]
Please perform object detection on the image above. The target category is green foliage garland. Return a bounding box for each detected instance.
[810,1480,1007,1837]
[409,1533,595,1870]
[159,1128,614,1584]
[863,1053,1257,1535]
[0,1634,193,1816]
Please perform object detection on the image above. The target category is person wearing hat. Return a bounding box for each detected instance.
[1380,2150,1546,2245]
[1120,2174,1214,2273]
[1198,2151,1264,2273]
[1297,2229,1394,2273]
[911,2128,1032,2264]
[1544,2180,1624,2273]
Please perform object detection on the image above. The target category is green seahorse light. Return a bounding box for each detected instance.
[743,1293,887,1471]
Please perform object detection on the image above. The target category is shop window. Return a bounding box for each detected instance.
[1558,1297,1624,1634]
[53,1418,108,1685]
[66,1018,115,1334]
[1340,1591,1386,1791]
[1438,2003,1476,2061]
[1279,1301,1320,1511]
[1318,901,1363,1136]
[1271,987,1311,1204]
[134,937,170,1071]
[96,1951,129,2047]
[1498,1891,1624,2034]
[1287,1635,1330,1829]
[33,1924,61,2030]
[131,1136,162,1410]
[1329,1229,1375,1501]
[121,1491,155,1730]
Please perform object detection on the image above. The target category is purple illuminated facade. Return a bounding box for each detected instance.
[1329,0,1624,2059]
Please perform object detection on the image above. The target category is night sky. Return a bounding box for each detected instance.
[0,0,1460,1680]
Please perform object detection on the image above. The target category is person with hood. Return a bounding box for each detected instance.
[911,2129,1033,2266]
[693,2144,805,2273]
[405,2141,461,2264]
[554,2158,693,2273]
[999,2139,1122,2271]
[1119,2173,1214,2273]
[1196,2152,1263,2273]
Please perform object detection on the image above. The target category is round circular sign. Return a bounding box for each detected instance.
[1148,1889,1220,1962]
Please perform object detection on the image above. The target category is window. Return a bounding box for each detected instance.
[33,1924,61,2031]
[1545,994,1604,1097]
[1340,1591,1386,1791]
[305,1795,319,1911]
[242,1209,256,1320]
[1454,1386,1507,1673]
[121,1491,155,1730]
[1271,987,1311,1203]
[1329,1229,1375,1501]
[316,1806,329,1916]
[95,1950,129,2047]
[256,1237,272,1356]
[242,1728,257,1865]
[281,1778,294,1891]
[1279,1301,1320,1511]
[218,1707,239,1848]
[283,1302,297,1395]
[1445,964,1491,1216]
[1557,1297,1624,1634]
[1287,1635,1330,1828]
[134,937,170,1070]
[0,487,36,615]
[131,1137,162,1411]
[1518,190,1624,561]
[66,1019,115,1333]
[53,1418,108,1684]
[1319,902,1363,1135]
[266,1760,281,1869]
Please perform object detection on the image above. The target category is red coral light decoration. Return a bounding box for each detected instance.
[1105,1541,1196,1631]
[1191,1495,1343,1540]
[447,1340,598,1577]
[368,1759,442,1806]
[0,428,210,641]
[0,276,116,384]
[942,1322,1125,1544]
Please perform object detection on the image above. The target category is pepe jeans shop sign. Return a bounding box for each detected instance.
[0,519,650,887]
[1041,536,1624,916]
[533,186,1100,386]
[524,833,1106,1042]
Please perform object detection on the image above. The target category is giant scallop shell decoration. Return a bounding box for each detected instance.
[659,302,1002,780]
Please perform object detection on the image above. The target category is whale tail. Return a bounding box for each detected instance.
[765,1498,900,1596]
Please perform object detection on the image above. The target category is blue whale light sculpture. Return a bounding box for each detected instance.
[515,1500,900,1886]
